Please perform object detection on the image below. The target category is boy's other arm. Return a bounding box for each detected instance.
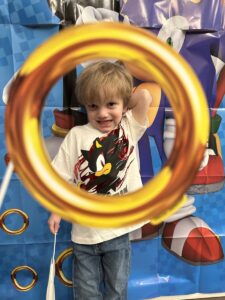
[129,89,152,125]
[48,213,62,234]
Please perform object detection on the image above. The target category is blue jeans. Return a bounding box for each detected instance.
[72,234,131,300]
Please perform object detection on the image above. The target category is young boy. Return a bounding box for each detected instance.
[48,61,151,299]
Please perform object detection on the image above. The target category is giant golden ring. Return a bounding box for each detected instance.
[5,22,209,227]
[0,209,29,235]
[11,266,38,291]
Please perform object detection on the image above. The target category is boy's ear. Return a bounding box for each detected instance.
[123,106,128,114]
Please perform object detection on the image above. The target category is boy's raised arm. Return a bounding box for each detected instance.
[129,89,152,125]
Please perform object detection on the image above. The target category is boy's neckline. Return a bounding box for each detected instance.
[86,121,122,135]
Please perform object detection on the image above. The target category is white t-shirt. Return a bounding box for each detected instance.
[52,110,147,244]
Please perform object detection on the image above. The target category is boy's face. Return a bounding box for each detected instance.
[85,98,127,134]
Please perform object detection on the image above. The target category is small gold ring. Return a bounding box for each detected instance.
[11,265,38,291]
[0,209,29,235]
[55,247,73,287]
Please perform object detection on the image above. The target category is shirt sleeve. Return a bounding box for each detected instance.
[51,130,76,183]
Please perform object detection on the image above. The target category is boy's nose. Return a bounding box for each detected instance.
[98,107,108,118]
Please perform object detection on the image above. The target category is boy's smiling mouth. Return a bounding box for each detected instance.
[97,120,112,124]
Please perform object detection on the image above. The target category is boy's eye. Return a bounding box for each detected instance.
[108,102,116,107]
[88,104,97,110]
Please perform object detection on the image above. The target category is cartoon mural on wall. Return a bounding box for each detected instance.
[137,19,225,264]
[0,0,225,299]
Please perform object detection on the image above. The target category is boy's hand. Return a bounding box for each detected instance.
[48,213,61,234]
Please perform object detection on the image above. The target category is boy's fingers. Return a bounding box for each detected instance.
[48,215,61,234]
[48,220,59,234]
[54,223,60,234]
[49,223,54,234]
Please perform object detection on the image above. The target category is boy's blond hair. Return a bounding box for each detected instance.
[75,61,133,107]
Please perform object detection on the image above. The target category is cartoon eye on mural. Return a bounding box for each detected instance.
[0,1,225,300]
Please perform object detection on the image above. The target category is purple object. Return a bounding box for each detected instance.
[120,0,225,30]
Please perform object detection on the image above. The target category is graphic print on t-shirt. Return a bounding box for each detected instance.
[74,125,134,194]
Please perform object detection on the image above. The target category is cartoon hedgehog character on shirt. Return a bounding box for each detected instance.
[74,126,134,194]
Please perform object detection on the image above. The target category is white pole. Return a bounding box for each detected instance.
[0,161,14,208]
